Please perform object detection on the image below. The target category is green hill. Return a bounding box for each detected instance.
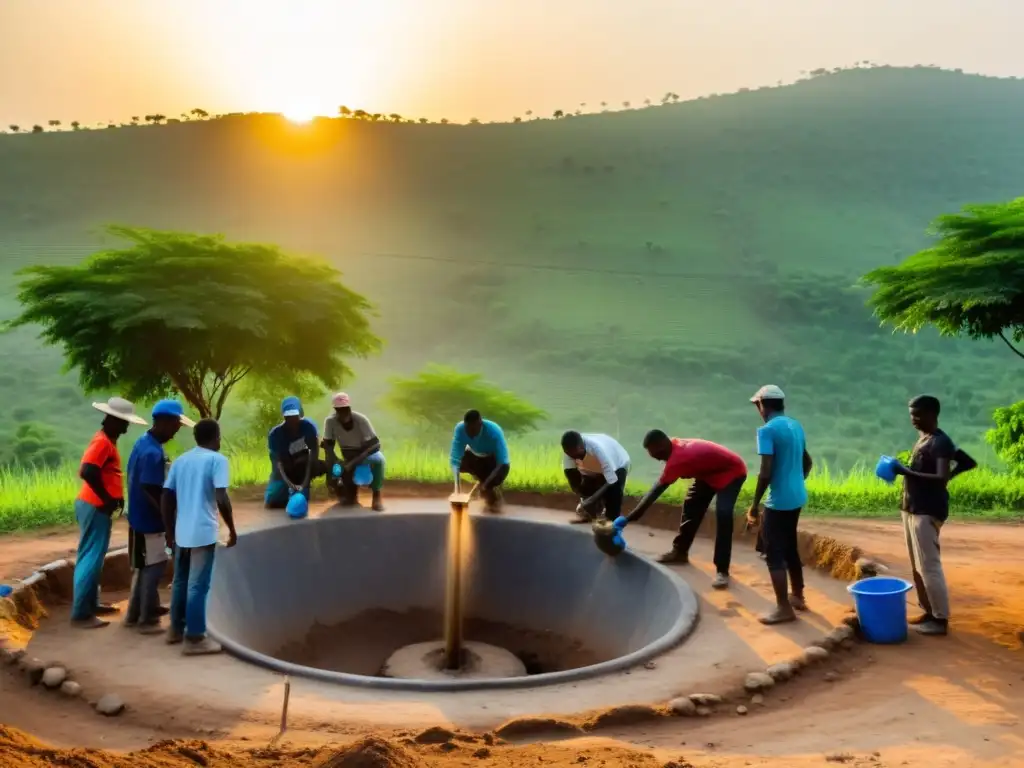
[2,65,1023,475]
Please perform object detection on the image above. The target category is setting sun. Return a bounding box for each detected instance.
[282,109,319,124]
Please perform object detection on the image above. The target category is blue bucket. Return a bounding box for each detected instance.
[0,584,12,599]
[353,463,373,487]
[874,455,898,484]
[847,576,913,644]
[286,491,309,520]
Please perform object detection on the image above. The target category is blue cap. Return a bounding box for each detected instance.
[281,396,302,417]
[151,399,195,427]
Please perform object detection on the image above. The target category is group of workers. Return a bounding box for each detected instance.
[66,382,972,650]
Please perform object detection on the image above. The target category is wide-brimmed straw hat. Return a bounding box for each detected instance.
[91,397,148,426]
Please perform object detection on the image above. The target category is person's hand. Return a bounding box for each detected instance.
[225,529,238,548]
[164,532,175,552]
[892,462,909,477]
[745,505,760,527]
[580,495,596,510]
[100,499,120,515]
[613,516,629,530]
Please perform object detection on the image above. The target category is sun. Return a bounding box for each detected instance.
[282,109,319,124]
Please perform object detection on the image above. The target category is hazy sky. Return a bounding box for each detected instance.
[1,0,1021,126]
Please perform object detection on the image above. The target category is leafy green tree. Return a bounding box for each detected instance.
[553,110,564,119]
[339,105,352,117]
[0,422,70,469]
[48,120,61,128]
[4,225,381,420]
[862,198,1024,360]
[236,372,327,448]
[383,365,547,440]
[987,402,1024,475]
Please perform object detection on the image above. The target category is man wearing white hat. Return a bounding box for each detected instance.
[321,392,385,511]
[71,397,147,629]
[745,385,813,626]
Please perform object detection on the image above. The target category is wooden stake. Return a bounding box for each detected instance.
[279,675,291,734]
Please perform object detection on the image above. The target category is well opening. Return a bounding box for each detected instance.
[207,512,698,691]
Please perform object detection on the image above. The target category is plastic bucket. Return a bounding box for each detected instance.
[847,576,913,644]
[353,463,373,486]
[874,455,898,484]
[286,491,309,520]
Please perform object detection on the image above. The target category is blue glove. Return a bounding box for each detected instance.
[332,463,343,477]
[613,516,629,530]
[612,533,626,550]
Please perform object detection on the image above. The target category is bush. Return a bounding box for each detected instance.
[987,401,1024,476]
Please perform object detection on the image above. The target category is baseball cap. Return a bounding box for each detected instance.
[151,399,196,427]
[750,385,785,402]
[332,392,351,408]
[281,396,302,417]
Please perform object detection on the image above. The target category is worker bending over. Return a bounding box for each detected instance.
[560,430,630,523]
[450,410,510,513]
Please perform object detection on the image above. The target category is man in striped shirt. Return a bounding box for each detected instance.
[560,431,630,523]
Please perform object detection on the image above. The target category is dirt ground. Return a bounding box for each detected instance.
[3,500,1024,767]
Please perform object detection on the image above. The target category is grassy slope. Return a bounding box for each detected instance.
[1,66,1023,480]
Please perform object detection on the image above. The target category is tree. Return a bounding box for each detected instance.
[131,116,140,123]
[383,365,546,440]
[71,121,81,130]
[469,117,480,124]
[191,108,209,119]
[48,120,61,128]
[388,113,402,123]
[525,110,533,119]
[8,125,18,133]
[352,109,368,120]
[4,225,381,420]
[513,116,522,123]
[553,109,564,119]
[988,402,1024,475]
[622,101,630,109]
[418,117,429,124]
[440,118,449,125]
[32,125,43,133]
[862,198,1024,360]
[339,105,352,117]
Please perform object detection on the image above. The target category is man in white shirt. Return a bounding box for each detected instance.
[161,418,236,656]
[561,430,630,523]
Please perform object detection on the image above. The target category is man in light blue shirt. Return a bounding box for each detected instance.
[162,418,236,656]
[745,385,813,626]
[450,410,510,513]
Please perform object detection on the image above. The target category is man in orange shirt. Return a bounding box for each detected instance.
[71,397,147,629]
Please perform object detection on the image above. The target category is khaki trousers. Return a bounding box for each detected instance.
[901,511,950,620]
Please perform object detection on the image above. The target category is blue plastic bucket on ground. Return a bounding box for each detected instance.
[847,576,914,644]
[353,463,373,486]
[874,455,898,483]
[286,491,309,520]
[0,585,12,599]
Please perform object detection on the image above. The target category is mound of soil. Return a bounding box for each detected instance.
[316,736,423,768]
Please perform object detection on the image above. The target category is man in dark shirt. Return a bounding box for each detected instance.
[893,395,976,637]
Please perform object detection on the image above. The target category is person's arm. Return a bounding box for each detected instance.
[161,462,178,550]
[564,468,584,496]
[803,449,813,479]
[346,425,382,467]
[483,425,511,489]
[747,425,774,521]
[895,436,955,483]
[321,417,338,464]
[625,483,671,523]
[950,448,978,480]
[80,463,117,511]
[580,441,620,507]
[214,455,237,547]
[450,424,466,490]
[139,450,167,516]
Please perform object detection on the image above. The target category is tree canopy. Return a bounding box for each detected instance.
[382,365,547,438]
[3,225,381,419]
[862,198,1024,360]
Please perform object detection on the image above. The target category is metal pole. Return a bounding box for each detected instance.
[443,498,467,671]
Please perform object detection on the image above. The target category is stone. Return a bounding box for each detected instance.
[802,646,830,665]
[827,625,855,645]
[744,672,775,692]
[60,680,82,698]
[695,706,711,717]
[415,726,456,744]
[669,697,697,717]
[473,748,491,759]
[824,671,840,683]
[766,661,796,682]
[736,705,748,716]
[750,694,764,706]
[688,693,722,706]
[96,693,125,716]
[20,657,46,686]
[41,666,67,689]
[1,646,25,665]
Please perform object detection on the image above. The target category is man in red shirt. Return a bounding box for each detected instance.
[71,397,147,629]
[621,430,748,589]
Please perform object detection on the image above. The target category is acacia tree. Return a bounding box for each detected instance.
[383,365,546,440]
[4,225,381,420]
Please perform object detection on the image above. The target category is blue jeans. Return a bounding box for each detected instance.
[170,544,216,639]
[71,499,113,621]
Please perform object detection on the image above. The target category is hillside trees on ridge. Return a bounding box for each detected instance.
[2,225,381,421]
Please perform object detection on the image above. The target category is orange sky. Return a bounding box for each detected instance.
[1,0,1022,127]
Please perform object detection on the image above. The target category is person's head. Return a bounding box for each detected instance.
[642,428,673,461]
[750,385,786,422]
[150,399,195,443]
[909,395,941,433]
[281,396,303,428]
[332,392,352,421]
[560,430,586,460]
[193,418,221,452]
[92,396,146,439]
[463,409,483,438]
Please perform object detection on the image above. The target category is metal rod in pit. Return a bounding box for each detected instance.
[443,494,470,671]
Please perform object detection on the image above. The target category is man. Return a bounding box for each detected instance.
[162,418,237,656]
[892,395,976,637]
[124,399,194,635]
[560,430,630,523]
[264,396,326,509]
[321,392,385,511]
[71,397,147,629]
[619,429,747,590]
[745,385,813,625]
[450,410,510,514]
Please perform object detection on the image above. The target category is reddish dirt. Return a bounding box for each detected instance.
[3,502,1024,767]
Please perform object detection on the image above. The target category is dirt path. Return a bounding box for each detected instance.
[3,506,1024,767]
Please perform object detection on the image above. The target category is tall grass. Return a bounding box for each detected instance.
[2,443,1022,534]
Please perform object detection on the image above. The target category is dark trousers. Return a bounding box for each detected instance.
[126,527,167,626]
[567,468,628,520]
[672,475,746,576]
[459,452,509,502]
[762,506,804,595]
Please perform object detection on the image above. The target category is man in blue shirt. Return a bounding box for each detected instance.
[450,410,510,513]
[162,418,236,656]
[745,385,813,626]
[124,399,194,634]
[264,396,326,509]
